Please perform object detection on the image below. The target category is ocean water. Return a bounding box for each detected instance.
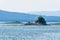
[0,24,60,40]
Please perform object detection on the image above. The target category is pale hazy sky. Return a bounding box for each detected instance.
[0,0,60,16]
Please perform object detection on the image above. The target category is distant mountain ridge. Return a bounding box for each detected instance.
[0,10,38,22]
[0,10,60,22]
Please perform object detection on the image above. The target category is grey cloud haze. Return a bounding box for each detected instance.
[0,0,60,16]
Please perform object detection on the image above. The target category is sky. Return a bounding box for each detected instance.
[0,0,60,16]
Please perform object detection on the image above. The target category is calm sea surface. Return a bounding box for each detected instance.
[0,24,60,40]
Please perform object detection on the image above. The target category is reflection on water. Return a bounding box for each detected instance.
[0,24,60,40]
